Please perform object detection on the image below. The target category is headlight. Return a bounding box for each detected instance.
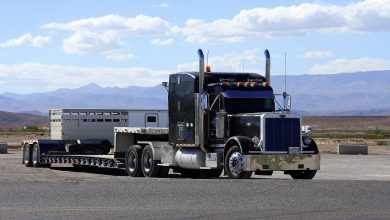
[303,136,312,146]
[252,136,260,146]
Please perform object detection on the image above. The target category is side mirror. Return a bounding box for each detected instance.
[200,93,208,110]
[161,82,169,92]
[283,92,291,111]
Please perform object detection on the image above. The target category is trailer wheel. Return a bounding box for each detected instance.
[126,145,143,177]
[141,145,160,177]
[290,170,317,179]
[23,144,33,167]
[225,145,252,179]
[32,144,41,167]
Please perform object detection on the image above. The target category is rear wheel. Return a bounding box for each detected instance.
[141,145,160,177]
[23,144,32,167]
[225,145,252,179]
[126,145,143,177]
[290,170,317,179]
[32,144,41,167]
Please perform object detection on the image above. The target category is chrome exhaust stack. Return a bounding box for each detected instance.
[198,49,205,95]
[197,49,208,153]
[264,49,271,85]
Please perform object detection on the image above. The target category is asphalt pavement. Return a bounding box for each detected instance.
[1,151,390,219]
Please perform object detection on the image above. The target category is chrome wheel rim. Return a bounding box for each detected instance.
[228,152,244,176]
[23,146,29,162]
[127,152,137,172]
[143,151,152,173]
[32,147,37,164]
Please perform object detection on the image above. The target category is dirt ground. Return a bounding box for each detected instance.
[303,116,390,130]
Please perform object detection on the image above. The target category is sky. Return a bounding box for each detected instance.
[0,0,389,94]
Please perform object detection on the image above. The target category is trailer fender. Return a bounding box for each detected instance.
[224,136,255,157]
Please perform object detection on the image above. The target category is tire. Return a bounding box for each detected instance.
[141,145,160,177]
[23,144,33,167]
[126,145,143,177]
[225,145,252,179]
[32,144,41,167]
[290,170,317,179]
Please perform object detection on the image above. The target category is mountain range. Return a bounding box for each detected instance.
[0,70,389,116]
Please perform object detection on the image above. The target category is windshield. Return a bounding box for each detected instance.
[224,98,274,114]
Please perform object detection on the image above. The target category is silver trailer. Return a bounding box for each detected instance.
[49,109,168,144]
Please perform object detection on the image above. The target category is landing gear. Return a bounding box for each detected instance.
[224,145,252,179]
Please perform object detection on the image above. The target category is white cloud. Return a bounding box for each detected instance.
[152,3,169,8]
[0,33,51,48]
[303,50,333,58]
[0,62,170,93]
[309,57,390,74]
[182,0,390,43]
[42,14,177,54]
[177,49,263,72]
[151,38,174,45]
[62,31,124,54]
[42,14,174,34]
[105,53,134,61]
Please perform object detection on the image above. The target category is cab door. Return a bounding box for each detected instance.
[145,113,159,127]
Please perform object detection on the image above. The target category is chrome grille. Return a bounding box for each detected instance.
[265,118,301,152]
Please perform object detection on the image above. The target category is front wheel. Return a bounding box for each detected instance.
[290,170,317,179]
[225,145,252,179]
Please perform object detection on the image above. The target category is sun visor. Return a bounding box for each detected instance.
[223,90,274,99]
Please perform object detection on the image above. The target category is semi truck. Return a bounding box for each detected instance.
[22,49,320,179]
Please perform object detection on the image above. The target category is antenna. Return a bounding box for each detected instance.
[284,52,287,93]
[283,51,291,111]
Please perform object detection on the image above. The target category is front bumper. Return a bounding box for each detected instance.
[243,154,320,171]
